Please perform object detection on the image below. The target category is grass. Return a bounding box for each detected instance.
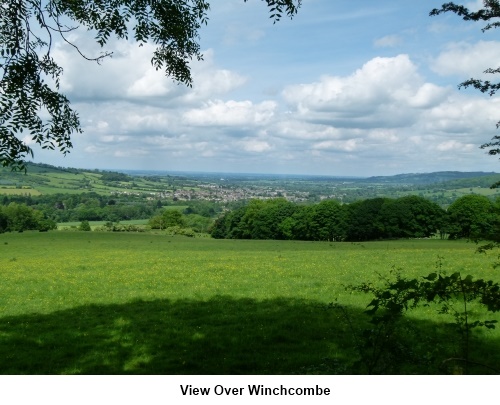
[57,219,150,230]
[0,232,498,374]
[57,209,188,229]
[0,187,42,196]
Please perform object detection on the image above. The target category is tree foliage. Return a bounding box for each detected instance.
[345,198,387,241]
[0,0,301,170]
[210,196,454,242]
[149,208,186,229]
[347,266,500,374]
[0,201,56,232]
[446,194,495,239]
[78,219,91,231]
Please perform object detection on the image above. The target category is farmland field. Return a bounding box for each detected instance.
[57,219,150,230]
[0,231,499,374]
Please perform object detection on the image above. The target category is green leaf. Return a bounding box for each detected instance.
[423,272,437,281]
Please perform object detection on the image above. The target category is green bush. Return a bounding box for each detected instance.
[79,220,92,231]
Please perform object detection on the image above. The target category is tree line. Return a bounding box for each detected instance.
[0,192,221,224]
[210,195,499,242]
[2,192,498,240]
[0,192,223,233]
[1,192,156,223]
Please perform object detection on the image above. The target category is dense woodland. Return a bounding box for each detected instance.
[1,189,499,242]
[210,195,499,242]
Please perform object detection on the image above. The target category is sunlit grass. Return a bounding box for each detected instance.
[1,233,491,315]
[0,187,42,196]
[57,219,150,229]
[0,232,498,374]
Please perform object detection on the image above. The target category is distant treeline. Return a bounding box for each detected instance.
[210,195,499,241]
[0,192,220,224]
[1,193,155,223]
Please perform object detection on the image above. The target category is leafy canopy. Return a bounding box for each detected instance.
[0,0,301,170]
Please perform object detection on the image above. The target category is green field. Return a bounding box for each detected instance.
[0,163,199,196]
[0,186,42,196]
[57,219,150,230]
[0,232,499,374]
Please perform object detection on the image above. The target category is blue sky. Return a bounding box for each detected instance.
[29,0,500,176]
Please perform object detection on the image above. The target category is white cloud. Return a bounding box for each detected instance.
[113,149,149,158]
[422,96,500,136]
[67,47,497,175]
[53,41,245,106]
[183,100,277,127]
[99,135,130,143]
[436,140,475,152]
[37,10,500,176]
[96,121,109,131]
[312,139,360,152]
[374,35,403,48]
[126,69,175,97]
[368,129,399,143]
[282,55,449,129]
[431,41,500,78]
[273,121,345,141]
[407,83,450,108]
[181,49,248,102]
[465,0,484,11]
[283,55,421,110]
[241,139,272,153]
[122,111,172,133]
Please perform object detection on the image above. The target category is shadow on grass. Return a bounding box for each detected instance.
[0,296,498,374]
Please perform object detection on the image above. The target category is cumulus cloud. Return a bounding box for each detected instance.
[53,40,246,106]
[53,39,167,100]
[41,36,499,175]
[240,139,272,153]
[282,55,451,130]
[283,55,420,110]
[126,69,175,98]
[183,100,277,127]
[431,41,500,78]
[181,49,248,103]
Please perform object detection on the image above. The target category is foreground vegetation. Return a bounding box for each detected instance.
[0,231,498,374]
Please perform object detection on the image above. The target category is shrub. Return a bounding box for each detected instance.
[79,220,92,231]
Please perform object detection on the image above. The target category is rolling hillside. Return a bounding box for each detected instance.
[0,163,498,204]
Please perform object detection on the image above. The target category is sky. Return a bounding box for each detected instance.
[27,0,500,176]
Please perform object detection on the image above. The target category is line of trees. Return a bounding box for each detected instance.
[210,195,499,242]
[1,192,157,223]
[1,193,223,224]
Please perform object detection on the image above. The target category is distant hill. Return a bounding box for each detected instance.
[0,162,140,196]
[365,171,499,185]
[4,163,497,184]
[1,163,498,201]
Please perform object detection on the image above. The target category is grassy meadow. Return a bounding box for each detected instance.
[0,231,499,374]
[57,219,150,230]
